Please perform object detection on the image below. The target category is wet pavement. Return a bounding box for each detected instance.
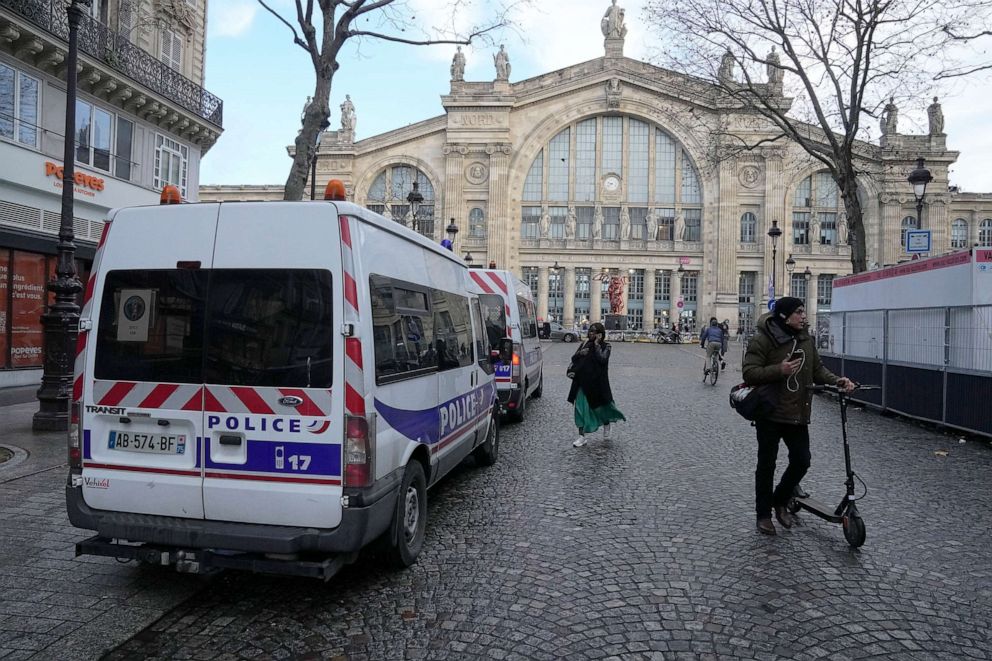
[2,342,991,660]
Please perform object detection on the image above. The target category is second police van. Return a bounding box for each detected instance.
[467,268,544,422]
[65,182,505,579]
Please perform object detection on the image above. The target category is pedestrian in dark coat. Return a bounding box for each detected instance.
[742,297,855,536]
[567,322,626,447]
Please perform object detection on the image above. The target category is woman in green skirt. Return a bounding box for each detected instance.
[567,322,626,447]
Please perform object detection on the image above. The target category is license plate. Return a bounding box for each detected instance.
[109,431,186,455]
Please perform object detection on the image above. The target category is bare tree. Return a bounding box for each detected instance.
[644,0,992,273]
[258,0,518,201]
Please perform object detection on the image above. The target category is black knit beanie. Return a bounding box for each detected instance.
[774,296,804,320]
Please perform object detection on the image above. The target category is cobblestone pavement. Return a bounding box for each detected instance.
[2,343,991,660]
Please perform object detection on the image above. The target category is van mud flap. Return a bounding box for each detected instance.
[75,535,355,581]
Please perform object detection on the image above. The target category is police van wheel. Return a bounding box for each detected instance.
[473,409,500,467]
[508,384,527,423]
[384,461,427,568]
[532,372,544,398]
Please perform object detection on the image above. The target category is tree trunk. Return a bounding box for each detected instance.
[284,74,333,201]
[838,168,868,273]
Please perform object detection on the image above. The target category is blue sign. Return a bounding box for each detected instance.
[906,230,931,253]
[768,298,776,311]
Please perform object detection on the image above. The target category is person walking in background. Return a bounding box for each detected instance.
[742,297,855,536]
[700,317,728,372]
[568,322,626,447]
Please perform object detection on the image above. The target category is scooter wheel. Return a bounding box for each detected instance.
[843,513,866,548]
[787,498,801,514]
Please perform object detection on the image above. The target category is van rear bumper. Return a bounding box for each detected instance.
[65,472,400,555]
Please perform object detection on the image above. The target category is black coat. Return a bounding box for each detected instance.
[567,340,614,409]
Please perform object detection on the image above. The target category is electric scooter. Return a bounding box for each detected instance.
[788,383,879,548]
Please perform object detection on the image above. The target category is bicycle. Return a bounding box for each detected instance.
[702,348,719,385]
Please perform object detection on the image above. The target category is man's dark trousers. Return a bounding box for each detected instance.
[755,420,811,519]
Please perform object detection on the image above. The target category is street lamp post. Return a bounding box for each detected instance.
[803,265,813,325]
[785,253,796,295]
[34,0,91,431]
[767,219,782,307]
[310,119,331,201]
[907,157,933,244]
[407,182,424,233]
[462,251,474,267]
[441,217,458,251]
[550,260,561,323]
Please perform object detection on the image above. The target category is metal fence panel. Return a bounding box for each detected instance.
[887,308,945,367]
[845,311,884,359]
[948,305,992,372]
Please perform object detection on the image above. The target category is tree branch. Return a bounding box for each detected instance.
[256,0,310,53]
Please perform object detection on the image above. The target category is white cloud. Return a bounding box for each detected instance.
[210,0,259,38]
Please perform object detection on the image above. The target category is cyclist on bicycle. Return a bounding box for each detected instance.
[700,317,728,373]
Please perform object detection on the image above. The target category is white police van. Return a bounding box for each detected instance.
[66,183,503,579]
[467,269,543,422]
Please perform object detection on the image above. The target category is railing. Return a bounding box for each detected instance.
[2,0,223,127]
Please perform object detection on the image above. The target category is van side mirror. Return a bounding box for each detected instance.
[494,337,513,363]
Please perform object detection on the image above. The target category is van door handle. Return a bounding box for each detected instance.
[219,435,242,446]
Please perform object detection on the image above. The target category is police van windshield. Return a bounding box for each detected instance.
[478,294,507,349]
[94,269,333,388]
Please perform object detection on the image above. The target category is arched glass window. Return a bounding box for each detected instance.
[901,216,920,250]
[951,218,968,249]
[469,208,486,238]
[980,219,992,247]
[520,116,703,243]
[791,173,841,245]
[740,212,757,243]
[365,165,436,238]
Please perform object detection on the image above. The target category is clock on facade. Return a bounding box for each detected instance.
[603,175,621,192]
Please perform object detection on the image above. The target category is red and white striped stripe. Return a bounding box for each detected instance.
[92,381,332,416]
[73,221,112,403]
[469,270,509,296]
[339,215,366,416]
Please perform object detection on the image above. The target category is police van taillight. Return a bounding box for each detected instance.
[511,344,522,381]
[343,414,374,487]
[68,401,82,470]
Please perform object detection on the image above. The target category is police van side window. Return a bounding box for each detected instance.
[517,297,537,338]
[371,275,436,383]
[95,269,207,384]
[479,294,506,349]
[432,290,473,371]
[205,270,333,388]
[472,298,494,374]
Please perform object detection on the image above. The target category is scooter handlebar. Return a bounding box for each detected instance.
[809,383,879,394]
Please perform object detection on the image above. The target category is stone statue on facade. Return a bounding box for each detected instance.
[381,205,392,220]
[340,94,356,133]
[928,96,944,136]
[450,46,466,82]
[810,212,821,245]
[592,205,603,238]
[620,206,631,240]
[601,0,627,39]
[539,207,551,238]
[494,45,511,81]
[565,206,576,238]
[766,47,784,89]
[674,213,686,242]
[837,213,849,244]
[879,96,898,136]
[645,211,657,241]
[718,50,735,85]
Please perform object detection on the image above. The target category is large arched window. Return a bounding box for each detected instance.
[740,212,757,243]
[791,173,842,246]
[365,165,436,238]
[980,218,992,247]
[951,218,968,249]
[520,116,704,243]
[901,216,920,251]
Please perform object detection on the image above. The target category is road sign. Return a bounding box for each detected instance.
[906,230,931,254]
[768,298,776,311]
[676,297,684,309]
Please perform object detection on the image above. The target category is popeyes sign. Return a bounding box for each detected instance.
[45,161,105,194]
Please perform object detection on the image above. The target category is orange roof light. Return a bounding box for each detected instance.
[160,185,182,205]
[324,179,347,201]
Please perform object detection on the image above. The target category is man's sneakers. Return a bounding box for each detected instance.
[572,435,588,447]
[721,360,727,370]
[603,424,612,440]
[774,505,796,529]
[756,518,776,535]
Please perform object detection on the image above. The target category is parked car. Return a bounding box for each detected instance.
[548,322,580,343]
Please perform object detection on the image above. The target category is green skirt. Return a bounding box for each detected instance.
[573,389,626,434]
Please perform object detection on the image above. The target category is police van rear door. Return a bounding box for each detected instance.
[202,203,340,529]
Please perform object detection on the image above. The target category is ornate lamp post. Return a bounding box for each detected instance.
[803,265,813,327]
[550,260,561,323]
[767,219,782,305]
[907,157,933,240]
[462,251,474,267]
[309,119,331,201]
[441,217,458,251]
[785,253,796,295]
[407,182,424,233]
[34,0,91,431]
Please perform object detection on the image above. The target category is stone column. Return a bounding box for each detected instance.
[487,144,512,270]
[643,268,656,331]
[563,267,576,328]
[537,266,549,321]
[928,198,948,256]
[879,197,905,268]
[590,278,602,323]
[442,143,466,247]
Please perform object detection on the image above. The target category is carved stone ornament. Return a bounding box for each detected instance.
[159,0,195,29]
[606,77,622,109]
[465,162,489,185]
[738,165,761,189]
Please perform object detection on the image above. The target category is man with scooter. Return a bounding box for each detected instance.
[742,297,855,536]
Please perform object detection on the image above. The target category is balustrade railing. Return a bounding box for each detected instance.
[2,0,223,127]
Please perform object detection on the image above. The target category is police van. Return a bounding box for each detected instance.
[467,269,543,422]
[66,183,503,580]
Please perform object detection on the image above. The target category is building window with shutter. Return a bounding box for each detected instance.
[161,29,183,72]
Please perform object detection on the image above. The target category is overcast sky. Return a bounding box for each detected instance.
[201,0,991,193]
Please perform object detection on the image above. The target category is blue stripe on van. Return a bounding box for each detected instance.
[205,439,341,476]
[374,382,496,446]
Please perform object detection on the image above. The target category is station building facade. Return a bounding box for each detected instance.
[201,5,992,336]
